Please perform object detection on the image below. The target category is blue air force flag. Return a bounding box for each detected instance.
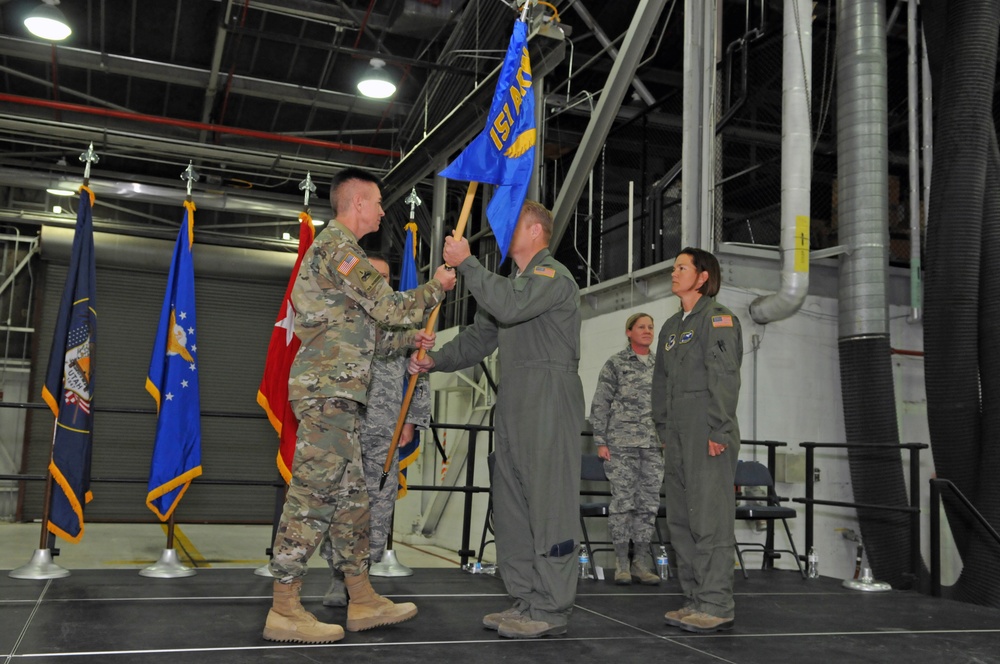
[42,186,97,543]
[439,19,535,261]
[145,201,202,521]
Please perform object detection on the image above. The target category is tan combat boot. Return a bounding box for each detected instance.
[262,579,345,643]
[614,559,632,585]
[345,571,418,632]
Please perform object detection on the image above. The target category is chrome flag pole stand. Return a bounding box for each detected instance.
[140,548,196,579]
[370,549,413,577]
[9,548,70,580]
[140,516,195,578]
[842,567,891,592]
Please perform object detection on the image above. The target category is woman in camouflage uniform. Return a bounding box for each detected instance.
[590,312,663,585]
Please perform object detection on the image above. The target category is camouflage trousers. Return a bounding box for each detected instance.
[269,398,369,583]
[320,430,399,566]
[604,446,664,552]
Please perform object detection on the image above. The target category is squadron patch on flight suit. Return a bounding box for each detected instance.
[533,265,556,278]
[337,253,360,276]
[712,315,733,328]
[665,334,677,351]
[679,330,694,344]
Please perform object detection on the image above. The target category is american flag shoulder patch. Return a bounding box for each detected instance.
[337,253,360,276]
[533,266,556,278]
[712,315,733,328]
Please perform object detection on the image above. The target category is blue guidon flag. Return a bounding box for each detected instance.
[397,222,421,498]
[439,18,535,261]
[42,186,97,543]
[145,201,203,521]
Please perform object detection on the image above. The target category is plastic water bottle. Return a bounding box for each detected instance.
[807,546,819,579]
[578,545,591,579]
[656,546,670,580]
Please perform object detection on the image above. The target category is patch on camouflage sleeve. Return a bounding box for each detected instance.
[337,253,360,276]
[712,315,733,328]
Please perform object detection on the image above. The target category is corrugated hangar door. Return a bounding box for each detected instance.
[23,228,293,524]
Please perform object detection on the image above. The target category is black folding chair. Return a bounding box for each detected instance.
[734,460,805,578]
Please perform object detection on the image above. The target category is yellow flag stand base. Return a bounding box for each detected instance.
[8,548,70,580]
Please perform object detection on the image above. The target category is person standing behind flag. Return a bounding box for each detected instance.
[263,167,457,644]
[319,254,433,608]
[409,200,585,639]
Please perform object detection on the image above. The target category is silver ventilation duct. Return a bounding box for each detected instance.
[749,0,812,324]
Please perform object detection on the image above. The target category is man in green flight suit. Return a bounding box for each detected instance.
[652,247,743,634]
[410,200,585,639]
[262,167,456,644]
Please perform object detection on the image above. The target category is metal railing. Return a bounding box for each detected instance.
[796,441,928,583]
[928,478,1000,598]
[1,419,496,569]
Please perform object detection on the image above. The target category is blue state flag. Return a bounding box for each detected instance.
[397,223,420,497]
[42,186,97,543]
[439,19,535,261]
[145,201,202,521]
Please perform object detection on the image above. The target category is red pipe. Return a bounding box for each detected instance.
[0,93,400,158]
[891,347,924,357]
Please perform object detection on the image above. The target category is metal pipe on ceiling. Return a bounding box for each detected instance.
[550,0,667,249]
[0,167,332,221]
[0,93,399,158]
[39,225,295,281]
[0,116,358,182]
[570,1,657,106]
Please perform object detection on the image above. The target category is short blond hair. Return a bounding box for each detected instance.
[521,200,553,243]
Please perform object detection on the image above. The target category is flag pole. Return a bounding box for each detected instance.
[11,145,99,580]
[140,162,199,580]
[379,181,478,490]
[141,513,195,578]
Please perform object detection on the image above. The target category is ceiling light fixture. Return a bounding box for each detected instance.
[357,58,396,99]
[46,187,76,196]
[24,0,72,41]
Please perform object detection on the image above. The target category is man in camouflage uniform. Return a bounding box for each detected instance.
[410,201,585,640]
[320,256,432,607]
[589,312,663,586]
[262,168,456,644]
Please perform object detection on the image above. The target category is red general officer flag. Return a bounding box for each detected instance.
[257,212,315,483]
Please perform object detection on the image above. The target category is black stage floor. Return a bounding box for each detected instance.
[2,567,999,663]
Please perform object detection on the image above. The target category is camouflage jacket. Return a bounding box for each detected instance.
[360,350,430,439]
[288,219,444,404]
[590,344,658,448]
